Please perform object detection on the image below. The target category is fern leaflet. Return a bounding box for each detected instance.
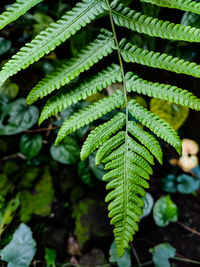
[81,112,126,161]
[39,64,122,124]
[128,121,163,164]
[126,72,200,110]
[111,0,200,43]
[141,0,200,14]
[0,0,43,30]
[0,0,108,87]
[55,90,125,145]
[120,39,200,78]
[26,29,115,105]
[128,99,182,154]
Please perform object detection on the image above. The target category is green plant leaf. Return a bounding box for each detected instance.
[109,241,131,267]
[161,174,177,193]
[78,161,93,187]
[45,248,57,267]
[0,37,11,56]
[153,195,178,227]
[0,79,19,100]
[0,98,39,135]
[181,5,200,28]
[0,223,36,267]
[20,134,43,159]
[20,168,54,222]
[150,243,176,267]
[150,99,189,130]
[0,195,20,236]
[177,174,200,194]
[50,136,80,164]
[89,153,107,180]
[141,193,154,219]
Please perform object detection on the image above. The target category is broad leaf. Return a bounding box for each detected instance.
[150,243,176,267]
[0,223,36,267]
[161,174,177,193]
[177,174,199,194]
[0,98,39,135]
[20,134,43,159]
[109,241,131,267]
[50,136,80,164]
[45,248,57,267]
[0,79,19,99]
[153,195,178,227]
[0,37,11,56]
[141,193,154,219]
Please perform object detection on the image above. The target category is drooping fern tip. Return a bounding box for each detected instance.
[0,0,200,258]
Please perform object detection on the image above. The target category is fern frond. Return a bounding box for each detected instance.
[120,39,200,78]
[39,64,122,124]
[0,0,108,87]
[55,90,125,145]
[26,29,115,105]
[128,100,182,154]
[111,0,200,43]
[126,72,200,110]
[95,131,125,165]
[103,150,149,257]
[81,112,126,161]
[104,150,153,175]
[128,121,163,164]
[141,0,200,14]
[105,159,150,180]
[0,0,43,30]
[102,145,125,163]
[127,150,153,175]
[127,136,154,165]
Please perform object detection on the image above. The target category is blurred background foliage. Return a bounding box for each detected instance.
[1,0,200,266]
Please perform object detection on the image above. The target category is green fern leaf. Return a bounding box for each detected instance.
[105,158,150,180]
[126,72,200,110]
[26,29,115,105]
[127,136,155,165]
[104,150,153,175]
[102,145,125,163]
[120,39,200,77]
[0,0,43,30]
[111,0,200,42]
[81,112,126,161]
[0,0,108,87]
[55,90,125,145]
[39,64,122,124]
[127,150,153,175]
[120,39,200,78]
[141,0,200,14]
[128,99,182,154]
[103,153,149,257]
[128,121,163,164]
[95,131,125,165]
[102,144,153,175]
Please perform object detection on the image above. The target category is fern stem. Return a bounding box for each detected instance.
[106,0,129,251]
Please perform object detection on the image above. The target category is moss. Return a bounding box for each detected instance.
[0,174,13,197]
[19,167,39,189]
[20,168,54,222]
[72,199,111,249]
[3,160,20,176]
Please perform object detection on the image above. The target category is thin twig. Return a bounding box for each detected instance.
[2,152,26,161]
[174,256,200,265]
[25,126,57,133]
[130,242,142,267]
[177,221,200,237]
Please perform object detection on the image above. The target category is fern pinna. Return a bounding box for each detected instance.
[1,0,200,257]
